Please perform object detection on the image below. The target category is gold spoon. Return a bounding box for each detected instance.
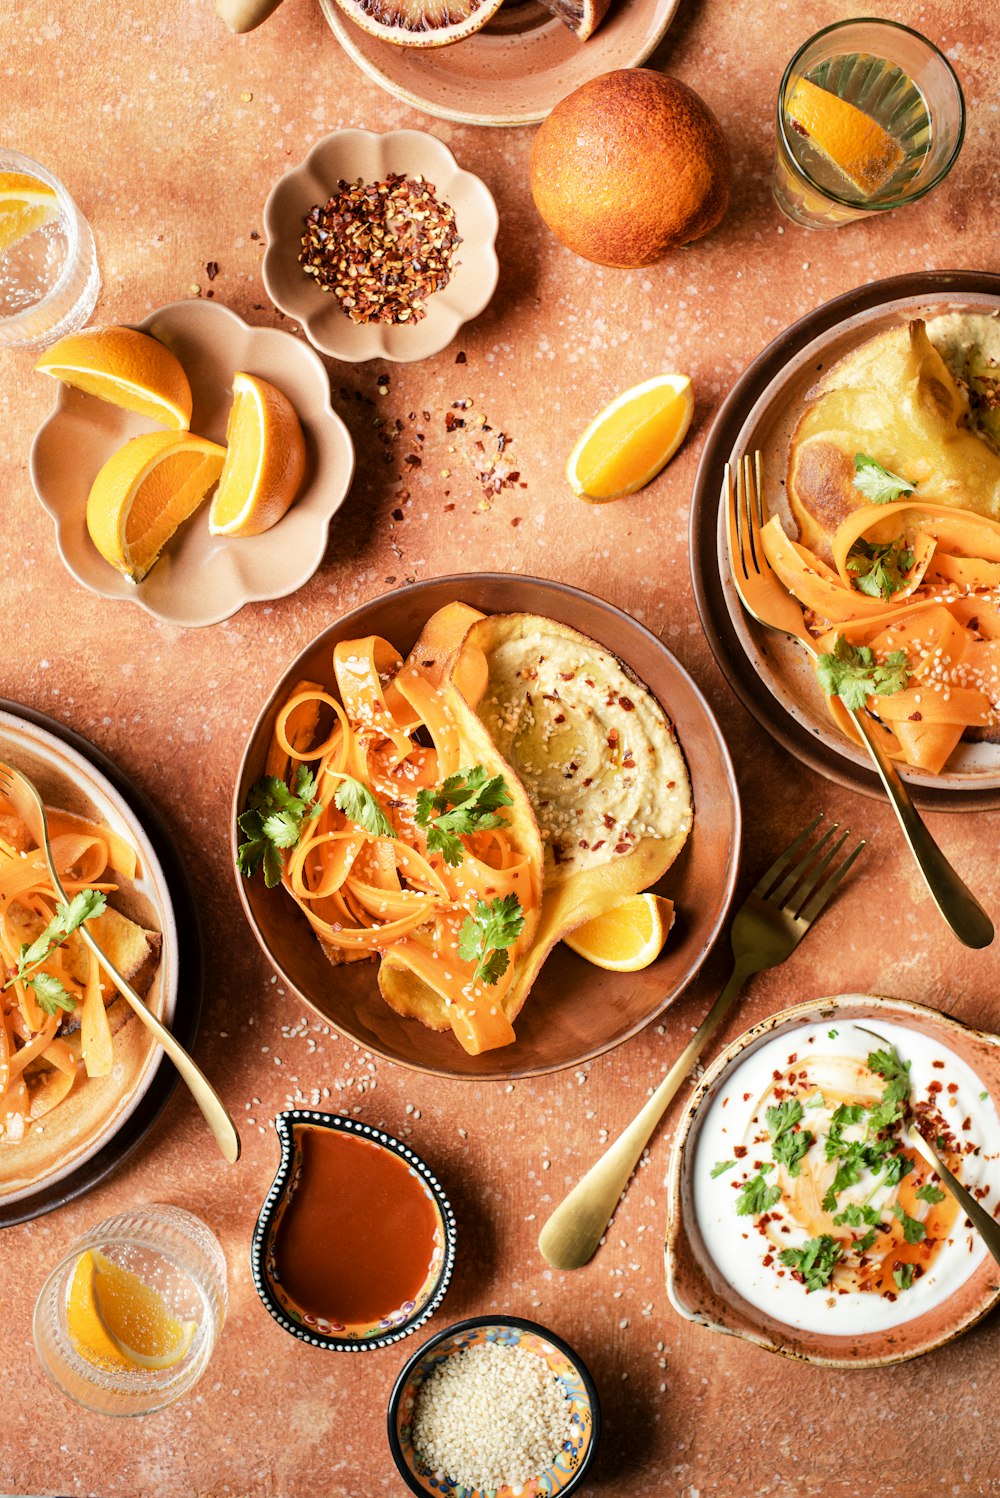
[0,761,240,1165]
[906,1124,1000,1269]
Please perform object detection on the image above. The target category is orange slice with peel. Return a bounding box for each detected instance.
[86,430,226,583]
[208,372,306,538]
[785,77,905,197]
[0,171,59,253]
[67,1249,197,1372]
[36,326,193,430]
[564,893,675,971]
[566,374,693,503]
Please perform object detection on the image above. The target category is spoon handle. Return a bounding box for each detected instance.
[77,924,241,1165]
[537,963,749,1270]
[848,707,994,950]
[906,1124,1000,1269]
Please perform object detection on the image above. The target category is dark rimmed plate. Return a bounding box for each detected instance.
[0,701,202,1227]
[233,573,741,1081]
[690,269,1000,812]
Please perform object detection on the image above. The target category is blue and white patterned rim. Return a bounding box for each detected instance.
[249,1110,458,1353]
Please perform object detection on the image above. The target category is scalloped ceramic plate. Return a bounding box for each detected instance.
[319,0,681,128]
[250,1111,457,1351]
[29,299,355,628]
[665,993,1000,1368]
[262,129,498,364]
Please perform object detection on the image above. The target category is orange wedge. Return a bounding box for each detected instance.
[564,893,675,971]
[36,326,193,430]
[785,77,905,197]
[208,372,306,538]
[86,430,226,583]
[67,1249,197,1372]
[0,171,59,253]
[566,374,693,503]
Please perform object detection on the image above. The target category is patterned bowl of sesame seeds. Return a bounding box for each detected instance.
[262,128,499,364]
[387,1316,600,1497]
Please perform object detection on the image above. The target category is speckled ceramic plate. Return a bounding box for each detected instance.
[250,1111,457,1351]
[690,269,1000,810]
[388,1316,600,1496]
[319,0,681,128]
[262,129,498,364]
[665,993,1000,1368]
[29,299,355,628]
[233,574,742,1081]
[0,702,201,1226]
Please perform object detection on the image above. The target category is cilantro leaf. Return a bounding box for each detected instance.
[735,1171,782,1217]
[415,766,513,868]
[891,1201,926,1244]
[847,537,915,599]
[238,770,322,887]
[833,1203,880,1229]
[29,970,77,1016]
[856,1227,879,1253]
[816,637,910,712]
[915,1182,946,1205]
[710,1159,736,1178]
[852,453,916,505]
[16,889,107,972]
[765,1099,804,1137]
[893,1263,916,1291]
[779,1234,842,1291]
[764,1095,814,1179]
[867,1046,910,1082]
[333,776,393,839]
[879,1152,914,1189]
[457,894,525,988]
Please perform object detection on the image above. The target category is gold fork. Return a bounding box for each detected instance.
[0,761,241,1164]
[538,815,864,1270]
[727,452,993,951]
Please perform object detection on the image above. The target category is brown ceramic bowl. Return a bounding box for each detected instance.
[689,269,1000,810]
[232,574,741,1080]
[665,993,1000,1368]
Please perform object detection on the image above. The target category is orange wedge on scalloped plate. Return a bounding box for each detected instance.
[37,326,194,430]
[209,372,306,538]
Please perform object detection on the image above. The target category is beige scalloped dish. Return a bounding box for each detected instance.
[29,300,355,628]
[262,130,499,364]
[665,994,1000,1369]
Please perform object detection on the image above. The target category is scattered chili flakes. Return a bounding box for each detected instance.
[205,261,219,281]
[300,174,461,326]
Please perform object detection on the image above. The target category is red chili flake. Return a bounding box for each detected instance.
[932,1060,945,1068]
[619,696,635,711]
[250,229,260,241]
[206,261,219,280]
[404,454,422,467]
[734,1145,748,1158]
[554,714,566,724]
[607,728,619,747]
[391,508,404,521]
[614,841,630,854]
[578,840,589,850]
[602,813,615,829]
[455,350,467,363]
[947,1083,959,1093]
[511,517,521,527]
[591,839,605,851]
[622,755,635,769]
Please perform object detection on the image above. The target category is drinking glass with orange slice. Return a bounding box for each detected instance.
[34,1204,226,1415]
[0,151,100,350]
[773,20,965,229]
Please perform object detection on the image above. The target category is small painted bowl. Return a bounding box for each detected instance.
[250,1111,457,1352]
[387,1316,601,1497]
[262,128,499,364]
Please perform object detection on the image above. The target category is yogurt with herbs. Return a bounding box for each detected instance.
[693,1016,1000,1335]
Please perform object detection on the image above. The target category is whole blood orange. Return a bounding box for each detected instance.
[529,70,731,268]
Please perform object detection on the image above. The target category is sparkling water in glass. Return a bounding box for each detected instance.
[33,1204,227,1416]
[0,149,100,349]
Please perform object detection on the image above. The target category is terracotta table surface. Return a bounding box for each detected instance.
[3,0,1000,1493]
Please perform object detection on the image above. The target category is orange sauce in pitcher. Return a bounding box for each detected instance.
[273,1128,440,1326]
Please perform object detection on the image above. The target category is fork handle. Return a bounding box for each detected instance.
[76,925,242,1164]
[849,707,994,950]
[537,960,752,1270]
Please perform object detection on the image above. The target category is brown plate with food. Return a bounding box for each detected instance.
[0,702,201,1226]
[319,0,681,129]
[666,993,1000,1368]
[233,574,741,1080]
[690,269,1000,810]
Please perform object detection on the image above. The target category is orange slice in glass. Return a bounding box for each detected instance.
[0,171,59,253]
[785,77,905,197]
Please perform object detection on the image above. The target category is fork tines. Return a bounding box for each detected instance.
[756,813,866,925]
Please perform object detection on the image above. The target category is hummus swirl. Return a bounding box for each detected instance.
[475,623,691,887]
